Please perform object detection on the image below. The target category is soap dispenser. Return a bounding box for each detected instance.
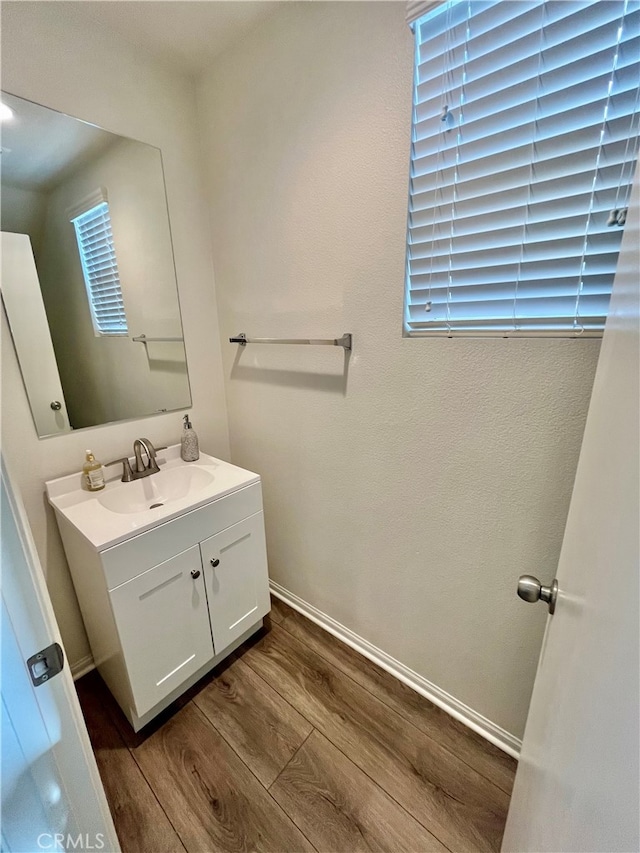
[181,414,199,461]
[82,449,105,491]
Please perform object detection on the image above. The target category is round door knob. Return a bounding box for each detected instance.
[191,569,201,579]
[210,558,220,568]
[50,401,62,411]
[517,574,558,614]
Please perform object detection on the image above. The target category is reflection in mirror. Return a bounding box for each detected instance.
[0,92,192,437]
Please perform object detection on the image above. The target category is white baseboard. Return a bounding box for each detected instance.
[270,581,521,759]
[70,653,95,681]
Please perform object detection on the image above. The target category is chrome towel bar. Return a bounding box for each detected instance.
[132,334,184,343]
[229,333,352,351]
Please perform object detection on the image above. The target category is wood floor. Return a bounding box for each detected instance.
[76,597,517,853]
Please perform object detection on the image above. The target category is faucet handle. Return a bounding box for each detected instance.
[105,457,134,482]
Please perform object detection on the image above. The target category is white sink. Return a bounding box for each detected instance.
[45,445,260,550]
[98,465,215,514]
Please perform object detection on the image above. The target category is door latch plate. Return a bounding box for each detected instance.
[27,642,64,686]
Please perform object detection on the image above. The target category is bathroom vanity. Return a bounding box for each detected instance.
[46,446,270,730]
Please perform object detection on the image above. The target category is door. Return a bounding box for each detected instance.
[1,232,71,437]
[109,546,214,718]
[502,168,640,850]
[1,458,118,852]
[201,513,270,653]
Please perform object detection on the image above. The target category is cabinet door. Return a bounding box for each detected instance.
[201,512,270,653]
[109,545,214,717]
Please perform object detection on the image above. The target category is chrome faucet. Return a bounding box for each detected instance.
[106,439,166,482]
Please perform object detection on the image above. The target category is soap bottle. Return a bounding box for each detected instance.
[181,414,199,461]
[83,449,105,491]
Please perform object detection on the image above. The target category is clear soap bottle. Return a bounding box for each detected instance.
[181,414,199,461]
[82,449,105,491]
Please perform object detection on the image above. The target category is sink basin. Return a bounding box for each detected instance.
[98,466,215,514]
[45,445,261,550]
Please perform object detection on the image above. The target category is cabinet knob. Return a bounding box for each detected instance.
[190,569,201,579]
[50,401,62,411]
[210,558,220,568]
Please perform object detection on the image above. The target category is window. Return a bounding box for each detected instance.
[71,192,128,336]
[404,0,640,336]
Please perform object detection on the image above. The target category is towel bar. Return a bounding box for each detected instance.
[229,333,352,351]
[132,334,184,343]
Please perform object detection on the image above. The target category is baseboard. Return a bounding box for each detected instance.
[269,581,521,759]
[70,653,95,681]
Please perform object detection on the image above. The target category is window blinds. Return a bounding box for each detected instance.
[405,0,640,336]
[71,199,128,336]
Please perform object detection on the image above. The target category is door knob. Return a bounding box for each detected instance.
[517,575,558,614]
[191,569,201,579]
[210,558,220,568]
[50,401,62,411]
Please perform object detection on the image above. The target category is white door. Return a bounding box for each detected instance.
[1,232,71,436]
[201,513,270,653]
[502,169,640,851]
[109,546,214,718]
[1,458,119,852]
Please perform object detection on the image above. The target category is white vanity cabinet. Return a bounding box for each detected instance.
[201,513,270,651]
[47,450,270,731]
[108,545,214,719]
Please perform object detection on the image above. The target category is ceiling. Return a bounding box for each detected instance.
[51,1,285,77]
[1,92,119,190]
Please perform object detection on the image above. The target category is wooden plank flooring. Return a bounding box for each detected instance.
[193,656,314,787]
[76,674,186,853]
[270,730,447,853]
[271,599,516,795]
[76,596,516,853]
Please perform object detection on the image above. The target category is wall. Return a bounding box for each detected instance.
[1,183,48,252]
[197,1,601,740]
[1,2,229,670]
[38,137,190,428]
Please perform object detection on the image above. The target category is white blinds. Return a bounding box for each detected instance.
[405,0,640,336]
[71,200,128,336]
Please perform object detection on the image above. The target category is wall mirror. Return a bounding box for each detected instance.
[1,91,192,438]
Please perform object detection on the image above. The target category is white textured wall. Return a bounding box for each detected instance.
[198,1,601,739]
[1,184,48,252]
[1,2,229,669]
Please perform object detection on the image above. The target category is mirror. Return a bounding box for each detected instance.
[1,92,192,437]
